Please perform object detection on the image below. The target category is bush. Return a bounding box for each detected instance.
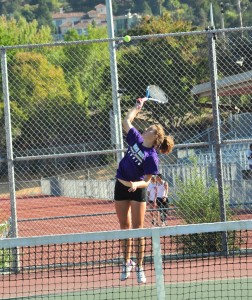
[174,159,231,224]
[0,248,12,270]
[173,159,234,253]
[0,221,12,270]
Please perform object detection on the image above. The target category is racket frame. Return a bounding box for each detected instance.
[145,85,167,103]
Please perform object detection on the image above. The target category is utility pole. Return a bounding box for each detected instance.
[237,0,243,28]
[236,0,244,37]
[210,3,215,28]
[220,2,225,39]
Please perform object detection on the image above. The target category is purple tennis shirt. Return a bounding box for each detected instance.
[116,127,159,181]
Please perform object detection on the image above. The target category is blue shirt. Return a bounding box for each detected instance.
[116,127,159,181]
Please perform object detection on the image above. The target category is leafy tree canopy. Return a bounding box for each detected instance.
[117,13,206,136]
[0,0,251,29]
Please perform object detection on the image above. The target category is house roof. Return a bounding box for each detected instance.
[95,4,106,8]
[74,21,91,29]
[191,70,252,97]
[94,15,107,19]
[87,10,97,15]
[52,12,85,19]
[59,21,73,29]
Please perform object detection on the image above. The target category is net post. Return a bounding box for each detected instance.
[1,48,20,272]
[152,228,166,300]
[7,217,20,273]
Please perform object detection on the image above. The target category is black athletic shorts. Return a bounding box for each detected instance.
[114,180,146,202]
[156,197,169,208]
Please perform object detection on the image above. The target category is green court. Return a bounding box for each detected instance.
[13,277,252,300]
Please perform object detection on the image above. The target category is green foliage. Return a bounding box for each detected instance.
[0,221,9,238]
[11,52,70,105]
[0,16,52,47]
[173,157,233,224]
[35,0,54,29]
[0,20,111,151]
[128,11,194,35]
[216,37,252,111]
[0,221,12,270]
[172,231,237,254]
[118,14,206,134]
[133,0,152,15]
[173,158,235,254]
[0,248,12,270]
[8,51,71,143]
[63,26,110,111]
[20,4,36,23]
[66,0,103,12]
[217,37,252,77]
[0,16,54,150]
[0,0,251,29]
[174,168,222,224]
[0,0,60,28]
[20,98,89,148]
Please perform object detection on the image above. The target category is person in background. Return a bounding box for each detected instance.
[114,98,174,284]
[147,176,157,226]
[246,144,252,170]
[156,173,169,227]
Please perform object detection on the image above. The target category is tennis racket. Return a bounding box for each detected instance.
[144,85,168,103]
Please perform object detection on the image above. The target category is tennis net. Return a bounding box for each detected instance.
[1,220,252,300]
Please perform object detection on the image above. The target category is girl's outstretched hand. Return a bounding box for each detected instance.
[136,97,147,110]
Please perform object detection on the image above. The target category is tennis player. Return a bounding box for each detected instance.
[156,173,169,227]
[147,176,158,226]
[246,144,252,169]
[114,99,174,284]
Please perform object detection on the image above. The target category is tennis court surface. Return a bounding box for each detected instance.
[1,220,252,299]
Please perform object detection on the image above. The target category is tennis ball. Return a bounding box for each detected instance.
[123,35,131,42]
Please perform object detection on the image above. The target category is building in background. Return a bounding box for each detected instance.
[114,10,142,36]
[52,4,141,40]
[52,9,85,36]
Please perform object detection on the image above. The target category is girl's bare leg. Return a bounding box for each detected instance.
[115,200,132,262]
[131,201,146,266]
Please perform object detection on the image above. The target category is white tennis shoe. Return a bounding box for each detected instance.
[136,266,146,284]
[120,260,136,281]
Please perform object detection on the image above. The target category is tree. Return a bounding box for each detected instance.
[20,4,36,23]
[117,13,206,139]
[8,52,70,144]
[149,0,165,15]
[0,0,23,15]
[0,16,53,150]
[63,26,110,111]
[34,0,53,29]
[66,0,104,12]
[0,16,52,48]
[133,0,152,15]
[216,37,252,112]
[8,50,91,150]
[173,158,235,254]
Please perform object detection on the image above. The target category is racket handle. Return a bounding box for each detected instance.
[136,97,147,109]
[136,97,148,102]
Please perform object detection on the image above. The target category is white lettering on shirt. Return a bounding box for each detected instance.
[128,143,144,166]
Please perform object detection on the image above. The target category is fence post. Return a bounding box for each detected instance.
[206,28,228,254]
[1,48,20,271]
[106,0,124,163]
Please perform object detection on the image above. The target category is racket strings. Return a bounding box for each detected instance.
[148,85,168,103]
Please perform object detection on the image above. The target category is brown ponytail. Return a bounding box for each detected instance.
[153,125,174,154]
[159,135,174,154]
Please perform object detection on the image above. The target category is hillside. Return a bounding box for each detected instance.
[0,0,251,30]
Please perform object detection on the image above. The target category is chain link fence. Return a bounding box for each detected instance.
[0,27,252,237]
